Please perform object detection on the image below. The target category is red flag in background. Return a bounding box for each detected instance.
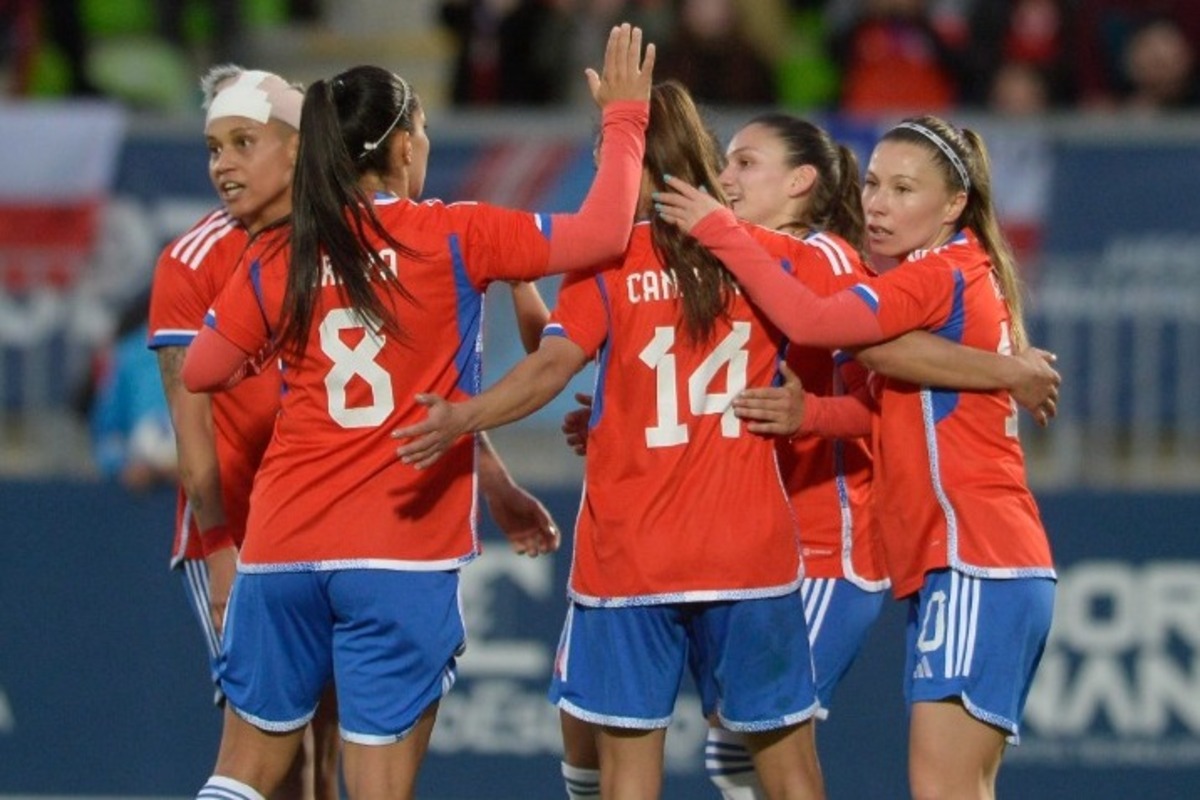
[0,101,125,291]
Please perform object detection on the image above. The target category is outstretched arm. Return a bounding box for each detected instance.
[655,177,885,348]
[545,24,655,273]
[854,333,1060,425]
[733,360,874,439]
[394,336,589,469]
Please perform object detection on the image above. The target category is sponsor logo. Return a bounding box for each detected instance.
[429,552,706,771]
[1014,561,1200,767]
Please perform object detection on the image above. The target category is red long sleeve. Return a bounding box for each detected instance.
[692,208,886,349]
[799,389,873,438]
[182,326,254,392]
[546,100,648,273]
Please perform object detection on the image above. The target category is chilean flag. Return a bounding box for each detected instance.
[0,101,125,291]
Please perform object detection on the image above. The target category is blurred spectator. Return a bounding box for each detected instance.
[775,0,840,109]
[440,0,509,105]
[1120,17,1199,112]
[656,0,776,106]
[495,0,577,105]
[831,0,960,114]
[84,288,178,491]
[962,0,1076,108]
[1073,0,1200,109]
[41,0,101,96]
[563,0,674,105]
[157,0,242,65]
[988,60,1052,116]
[1,0,38,94]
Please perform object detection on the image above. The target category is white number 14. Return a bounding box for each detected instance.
[638,322,750,448]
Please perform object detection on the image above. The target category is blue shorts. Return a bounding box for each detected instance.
[221,569,465,744]
[904,569,1054,743]
[802,577,887,718]
[551,593,819,733]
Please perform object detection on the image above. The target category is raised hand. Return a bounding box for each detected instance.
[587,23,656,107]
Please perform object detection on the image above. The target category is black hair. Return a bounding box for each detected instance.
[742,112,865,251]
[281,65,423,356]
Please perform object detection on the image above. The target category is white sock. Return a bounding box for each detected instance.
[562,760,601,799]
[196,775,267,800]
[705,727,766,800]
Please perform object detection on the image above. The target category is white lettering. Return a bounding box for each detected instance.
[0,686,12,734]
[1053,561,1138,653]
[1022,562,1200,755]
[626,270,679,304]
[457,552,555,678]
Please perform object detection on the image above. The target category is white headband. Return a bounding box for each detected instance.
[358,76,412,159]
[893,121,971,192]
[206,70,303,130]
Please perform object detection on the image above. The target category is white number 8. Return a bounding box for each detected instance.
[320,308,394,428]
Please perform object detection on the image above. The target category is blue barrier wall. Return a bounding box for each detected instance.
[1,481,1197,798]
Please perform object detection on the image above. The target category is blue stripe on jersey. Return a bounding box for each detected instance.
[150,331,196,347]
[772,339,791,387]
[850,283,879,312]
[588,275,612,429]
[768,261,795,387]
[448,233,484,395]
[928,270,967,422]
[832,349,853,366]
[534,212,553,240]
[203,309,217,329]
[542,322,567,339]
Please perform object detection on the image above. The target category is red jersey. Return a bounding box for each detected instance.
[549,223,800,605]
[858,230,1055,597]
[206,196,554,569]
[768,228,887,590]
[147,208,282,565]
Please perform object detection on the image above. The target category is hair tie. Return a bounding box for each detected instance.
[893,122,971,192]
[357,75,412,160]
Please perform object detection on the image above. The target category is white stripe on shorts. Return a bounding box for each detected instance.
[182,558,221,659]
[801,578,836,642]
[945,571,981,679]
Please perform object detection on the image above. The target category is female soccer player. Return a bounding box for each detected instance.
[148,66,339,800]
[395,81,828,800]
[560,112,1059,800]
[179,24,655,800]
[655,114,1057,800]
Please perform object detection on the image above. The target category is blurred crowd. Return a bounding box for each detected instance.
[437,0,1200,115]
[2,0,1198,115]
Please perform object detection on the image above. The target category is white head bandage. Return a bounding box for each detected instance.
[358,76,412,159]
[206,69,303,130]
[893,121,971,192]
